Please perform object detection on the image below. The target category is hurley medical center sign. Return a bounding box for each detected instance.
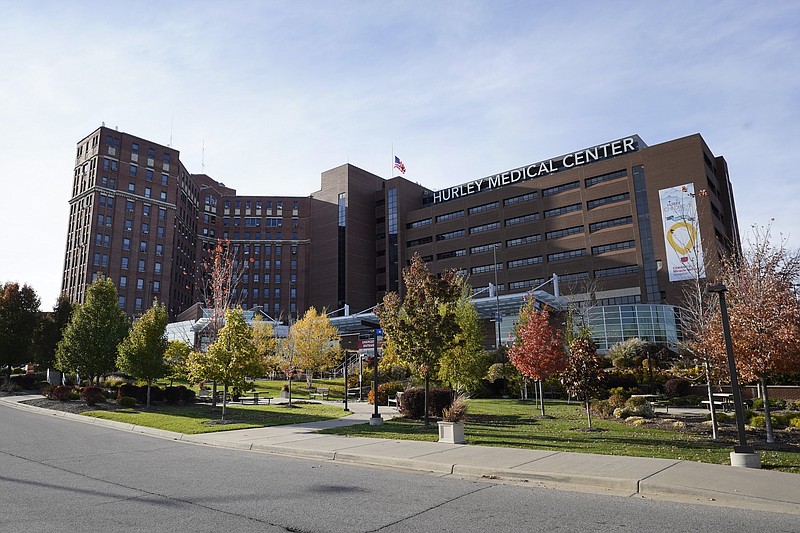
[431,136,642,204]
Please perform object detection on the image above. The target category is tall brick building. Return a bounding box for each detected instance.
[62,126,738,350]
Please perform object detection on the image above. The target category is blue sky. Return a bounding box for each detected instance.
[1,1,798,307]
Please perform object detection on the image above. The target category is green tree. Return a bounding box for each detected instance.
[188,307,263,420]
[377,254,463,425]
[286,307,338,389]
[56,277,129,385]
[438,290,491,395]
[164,340,192,386]
[31,294,74,370]
[117,300,169,406]
[0,282,41,379]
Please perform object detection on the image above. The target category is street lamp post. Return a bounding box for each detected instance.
[493,244,501,351]
[706,284,760,468]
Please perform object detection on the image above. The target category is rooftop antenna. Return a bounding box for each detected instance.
[201,140,205,173]
[169,115,174,147]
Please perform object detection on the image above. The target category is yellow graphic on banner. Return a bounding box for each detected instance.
[667,221,696,258]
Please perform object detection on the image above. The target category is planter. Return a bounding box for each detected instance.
[437,420,466,444]
[280,390,290,399]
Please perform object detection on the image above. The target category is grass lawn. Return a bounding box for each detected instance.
[319,399,800,474]
[156,377,348,401]
[83,402,350,434]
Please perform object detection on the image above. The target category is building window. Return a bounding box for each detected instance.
[159,191,167,201]
[157,226,165,238]
[144,187,151,198]
[137,278,144,290]
[436,229,465,241]
[507,256,542,269]
[156,244,163,256]
[119,276,127,289]
[547,249,586,261]
[145,169,153,181]
[509,278,544,291]
[545,226,584,239]
[137,259,145,272]
[135,297,143,311]
[594,265,638,277]
[469,222,500,235]
[128,183,135,193]
[407,236,433,247]
[585,169,627,187]
[542,181,580,196]
[504,191,538,206]
[506,233,542,248]
[543,203,581,218]
[587,192,630,210]
[126,200,134,212]
[436,210,464,223]
[406,218,432,229]
[142,222,149,234]
[153,280,160,293]
[130,165,137,177]
[154,262,162,274]
[505,213,539,226]
[158,208,166,221]
[161,174,168,186]
[559,271,590,282]
[591,240,636,255]
[437,249,466,260]
[589,216,633,233]
[121,257,129,270]
[123,238,131,251]
[471,263,502,275]
[139,241,147,253]
[470,243,500,255]
[118,296,126,308]
[468,201,499,215]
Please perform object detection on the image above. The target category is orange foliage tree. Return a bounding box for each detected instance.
[508,299,565,416]
[697,226,800,443]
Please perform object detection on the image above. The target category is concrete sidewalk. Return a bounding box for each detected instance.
[2,394,798,514]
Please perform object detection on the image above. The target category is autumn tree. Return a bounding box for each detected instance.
[117,300,169,406]
[188,307,263,420]
[377,254,463,425]
[560,326,605,429]
[198,239,251,346]
[164,340,192,386]
[252,315,280,377]
[0,282,41,379]
[56,277,129,385]
[30,295,74,370]
[438,290,491,395]
[285,307,338,389]
[697,226,800,443]
[508,300,565,416]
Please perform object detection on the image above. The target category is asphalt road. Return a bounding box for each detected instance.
[1,404,797,533]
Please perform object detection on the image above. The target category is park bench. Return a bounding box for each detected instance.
[197,390,212,402]
[309,387,330,400]
[651,398,670,413]
[388,391,403,410]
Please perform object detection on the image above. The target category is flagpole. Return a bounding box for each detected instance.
[391,142,394,179]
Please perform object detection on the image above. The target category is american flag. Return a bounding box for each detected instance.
[394,156,406,174]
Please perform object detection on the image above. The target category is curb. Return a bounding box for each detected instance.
[3,396,799,515]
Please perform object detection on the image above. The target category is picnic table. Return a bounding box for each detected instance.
[239,391,272,405]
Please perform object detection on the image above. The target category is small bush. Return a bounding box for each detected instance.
[591,400,615,418]
[50,385,74,401]
[10,373,39,390]
[749,415,766,428]
[620,396,654,418]
[118,396,137,408]
[101,375,129,388]
[185,389,196,403]
[663,378,691,397]
[400,387,453,419]
[790,417,800,429]
[164,385,190,403]
[607,393,628,409]
[752,398,787,411]
[118,383,140,400]
[709,412,733,423]
[135,385,164,404]
[80,386,105,406]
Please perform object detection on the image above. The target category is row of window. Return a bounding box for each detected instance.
[222,217,298,228]
[120,257,163,273]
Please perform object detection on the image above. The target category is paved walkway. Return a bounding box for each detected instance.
[2,394,798,514]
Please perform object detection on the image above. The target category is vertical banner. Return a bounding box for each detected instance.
[659,183,705,282]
